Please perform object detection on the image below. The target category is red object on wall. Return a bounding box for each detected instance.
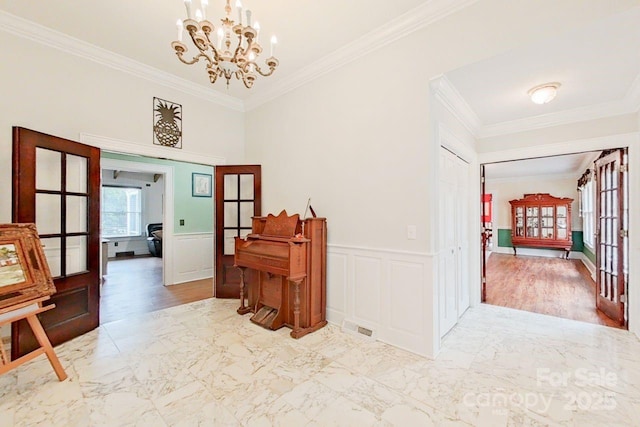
[481,194,492,223]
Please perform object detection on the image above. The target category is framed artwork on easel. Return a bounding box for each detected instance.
[0,223,56,310]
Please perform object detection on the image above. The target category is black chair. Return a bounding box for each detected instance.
[146,223,163,257]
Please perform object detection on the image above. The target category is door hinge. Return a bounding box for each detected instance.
[619,229,628,238]
[482,277,486,284]
[620,164,628,173]
[620,295,627,304]
[481,176,485,184]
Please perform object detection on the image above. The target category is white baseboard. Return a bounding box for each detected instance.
[577,252,597,281]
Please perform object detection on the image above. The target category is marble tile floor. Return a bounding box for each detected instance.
[1,299,639,426]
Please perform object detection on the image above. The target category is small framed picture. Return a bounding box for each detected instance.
[0,223,56,309]
[192,173,212,198]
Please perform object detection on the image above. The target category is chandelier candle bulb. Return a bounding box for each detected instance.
[236,0,242,25]
[217,28,224,50]
[246,9,252,27]
[270,35,277,57]
[201,0,208,19]
[184,0,192,19]
[195,9,202,22]
[254,21,260,40]
[176,19,183,42]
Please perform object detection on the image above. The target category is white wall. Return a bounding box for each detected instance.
[0,31,245,225]
[244,0,635,357]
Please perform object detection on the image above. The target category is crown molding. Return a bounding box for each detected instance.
[245,0,480,111]
[80,133,227,166]
[478,132,638,164]
[477,98,636,139]
[0,10,244,112]
[431,75,483,137]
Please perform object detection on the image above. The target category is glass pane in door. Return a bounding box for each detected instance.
[224,175,238,199]
[36,194,61,235]
[223,230,237,255]
[240,174,254,199]
[66,195,88,233]
[240,202,254,227]
[66,236,87,274]
[36,148,61,191]
[40,237,62,277]
[224,202,238,228]
[66,155,87,193]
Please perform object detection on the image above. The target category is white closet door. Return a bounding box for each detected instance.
[456,156,470,315]
[439,148,458,337]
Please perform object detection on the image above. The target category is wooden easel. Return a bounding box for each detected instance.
[0,296,67,381]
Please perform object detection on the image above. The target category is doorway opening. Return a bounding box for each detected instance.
[480,149,629,329]
[99,155,213,324]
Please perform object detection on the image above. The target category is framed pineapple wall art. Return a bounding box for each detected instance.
[153,97,182,149]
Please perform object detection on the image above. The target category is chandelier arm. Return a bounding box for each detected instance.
[175,51,207,66]
[252,64,277,77]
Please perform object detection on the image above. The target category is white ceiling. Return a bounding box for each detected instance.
[484,152,598,181]
[445,6,640,126]
[0,0,429,101]
[1,0,638,174]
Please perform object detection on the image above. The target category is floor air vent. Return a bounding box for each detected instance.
[115,251,135,258]
[342,319,376,341]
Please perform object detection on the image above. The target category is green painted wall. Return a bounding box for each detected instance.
[497,229,512,247]
[101,152,213,233]
[497,228,584,252]
[570,231,584,252]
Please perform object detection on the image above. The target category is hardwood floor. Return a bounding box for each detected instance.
[100,257,214,324]
[486,253,623,329]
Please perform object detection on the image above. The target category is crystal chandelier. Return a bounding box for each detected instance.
[171,0,279,89]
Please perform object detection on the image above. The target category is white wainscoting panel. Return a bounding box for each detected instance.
[353,255,382,325]
[172,233,214,284]
[327,244,435,357]
[326,252,348,325]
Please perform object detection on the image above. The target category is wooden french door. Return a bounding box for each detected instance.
[595,149,628,326]
[12,127,101,358]
[480,164,487,303]
[214,165,261,298]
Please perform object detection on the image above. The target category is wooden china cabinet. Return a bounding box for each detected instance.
[509,193,573,258]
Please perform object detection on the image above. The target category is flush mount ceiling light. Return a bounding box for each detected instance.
[528,82,561,105]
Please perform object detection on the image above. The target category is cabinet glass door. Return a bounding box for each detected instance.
[541,206,554,239]
[526,206,539,238]
[515,206,524,236]
[556,205,567,239]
